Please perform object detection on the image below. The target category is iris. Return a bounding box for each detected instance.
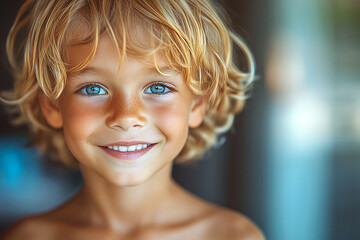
[145,84,170,94]
[80,85,106,95]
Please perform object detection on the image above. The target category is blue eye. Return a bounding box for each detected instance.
[144,83,171,94]
[80,84,107,95]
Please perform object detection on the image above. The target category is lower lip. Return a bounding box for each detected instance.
[101,144,156,160]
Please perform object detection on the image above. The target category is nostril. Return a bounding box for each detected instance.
[105,96,147,130]
[106,114,147,131]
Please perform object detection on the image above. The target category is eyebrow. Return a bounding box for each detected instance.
[70,65,180,78]
[144,65,180,76]
[69,66,110,77]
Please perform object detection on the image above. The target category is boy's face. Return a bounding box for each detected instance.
[40,34,206,186]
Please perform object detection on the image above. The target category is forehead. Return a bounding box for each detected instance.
[68,17,150,44]
[64,17,180,74]
[67,35,179,80]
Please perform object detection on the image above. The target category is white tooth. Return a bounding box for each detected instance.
[113,146,119,151]
[108,146,113,150]
[119,146,128,152]
[128,145,136,151]
[136,144,142,150]
[142,144,147,149]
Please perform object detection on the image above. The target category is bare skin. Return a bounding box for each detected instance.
[2,165,264,240]
[1,33,264,240]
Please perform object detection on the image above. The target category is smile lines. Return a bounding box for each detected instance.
[106,144,151,152]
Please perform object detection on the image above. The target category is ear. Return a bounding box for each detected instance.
[38,92,63,129]
[188,94,208,128]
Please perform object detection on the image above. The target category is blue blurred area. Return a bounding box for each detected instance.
[261,0,360,239]
[266,103,332,240]
[0,136,82,232]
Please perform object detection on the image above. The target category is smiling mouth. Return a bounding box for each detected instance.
[101,142,156,160]
[106,144,151,152]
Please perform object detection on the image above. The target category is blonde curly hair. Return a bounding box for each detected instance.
[4,0,255,167]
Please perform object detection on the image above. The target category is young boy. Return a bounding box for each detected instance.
[2,0,263,239]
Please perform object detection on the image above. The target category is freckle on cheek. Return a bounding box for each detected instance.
[152,104,182,117]
[63,103,103,129]
[151,104,188,130]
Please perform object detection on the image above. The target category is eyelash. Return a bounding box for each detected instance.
[144,82,175,95]
[77,83,107,96]
[76,82,175,96]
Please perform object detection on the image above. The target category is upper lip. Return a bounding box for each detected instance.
[102,141,154,147]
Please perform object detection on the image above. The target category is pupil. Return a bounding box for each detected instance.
[151,85,164,93]
[87,86,99,94]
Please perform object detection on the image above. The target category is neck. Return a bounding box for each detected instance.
[76,163,176,231]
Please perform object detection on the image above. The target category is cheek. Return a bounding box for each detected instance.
[149,98,191,139]
[60,98,105,144]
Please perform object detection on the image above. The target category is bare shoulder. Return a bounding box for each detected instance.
[1,215,56,240]
[205,206,265,240]
[172,184,265,239]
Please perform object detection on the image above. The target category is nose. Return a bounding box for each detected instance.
[105,93,147,131]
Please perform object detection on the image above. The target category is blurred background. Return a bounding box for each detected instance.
[0,0,359,239]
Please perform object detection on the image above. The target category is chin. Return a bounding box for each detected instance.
[106,170,152,187]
